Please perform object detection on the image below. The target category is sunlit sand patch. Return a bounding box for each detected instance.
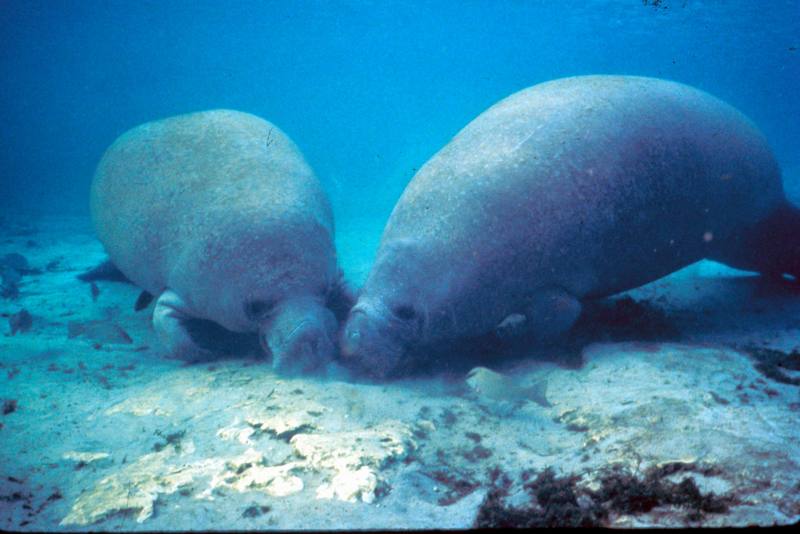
[200,448,305,499]
[291,420,416,504]
[60,442,203,526]
[102,372,211,418]
[62,451,110,464]
[245,406,325,438]
[104,393,171,417]
[61,410,416,526]
[216,419,256,445]
[546,342,793,479]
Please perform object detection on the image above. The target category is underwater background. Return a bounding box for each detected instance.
[1,0,800,530]
[2,0,799,266]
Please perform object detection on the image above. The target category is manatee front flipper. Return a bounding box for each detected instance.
[134,291,154,311]
[496,287,582,342]
[78,259,153,312]
[77,259,131,283]
[182,318,261,356]
[152,290,215,361]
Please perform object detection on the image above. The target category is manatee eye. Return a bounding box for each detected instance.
[245,299,277,320]
[392,304,416,321]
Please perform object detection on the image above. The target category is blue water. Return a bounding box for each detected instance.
[1,0,798,227]
[2,2,800,529]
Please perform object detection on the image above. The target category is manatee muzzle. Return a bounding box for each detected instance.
[340,302,408,378]
[261,297,337,375]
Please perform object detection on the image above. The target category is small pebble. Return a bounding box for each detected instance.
[1,279,19,300]
[0,252,29,272]
[45,258,61,271]
[3,399,18,415]
[9,309,32,335]
[1,265,22,285]
[242,504,271,518]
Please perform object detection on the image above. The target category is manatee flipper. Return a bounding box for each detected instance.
[79,260,155,310]
[524,287,582,341]
[182,318,261,356]
[77,259,131,283]
[134,290,154,311]
[152,290,215,361]
[714,201,800,281]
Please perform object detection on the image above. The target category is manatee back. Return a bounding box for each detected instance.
[91,110,335,329]
[375,75,782,331]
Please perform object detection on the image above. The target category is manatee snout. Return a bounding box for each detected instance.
[340,301,410,378]
[261,297,337,375]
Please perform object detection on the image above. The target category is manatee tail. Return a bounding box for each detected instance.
[715,202,800,280]
[77,258,131,283]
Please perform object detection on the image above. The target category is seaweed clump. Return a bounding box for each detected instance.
[594,463,731,521]
[475,468,604,528]
[474,463,731,528]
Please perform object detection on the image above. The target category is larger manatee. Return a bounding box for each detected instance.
[91,109,348,374]
[341,75,800,377]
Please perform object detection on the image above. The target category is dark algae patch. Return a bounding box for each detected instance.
[8,309,32,335]
[265,423,315,442]
[427,469,480,506]
[2,399,17,415]
[242,504,271,518]
[743,346,800,385]
[462,445,493,462]
[465,431,482,443]
[153,429,186,452]
[594,462,731,520]
[475,468,604,528]
[474,463,731,527]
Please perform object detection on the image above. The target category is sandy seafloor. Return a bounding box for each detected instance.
[1,211,799,530]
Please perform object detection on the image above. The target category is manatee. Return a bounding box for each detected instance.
[341,75,800,377]
[91,109,349,373]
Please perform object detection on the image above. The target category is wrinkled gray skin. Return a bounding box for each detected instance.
[342,75,800,378]
[92,109,342,374]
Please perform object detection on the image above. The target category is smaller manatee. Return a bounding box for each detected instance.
[90,110,350,374]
